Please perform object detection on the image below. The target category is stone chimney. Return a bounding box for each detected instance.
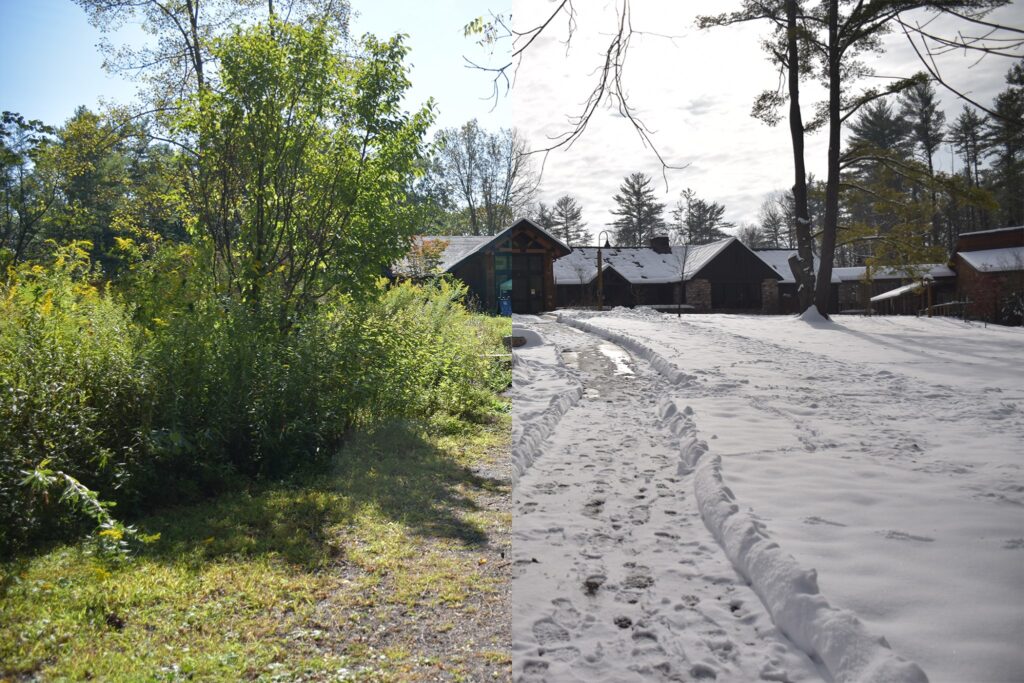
[649,235,671,254]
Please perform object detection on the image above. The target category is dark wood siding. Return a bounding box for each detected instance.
[694,240,780,311]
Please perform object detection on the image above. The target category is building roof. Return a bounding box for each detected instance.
[832,264,956,282]
[552,238,735,285]
[958,246,1024,273]
[404,235,488,272]
[397,218,571,276]
[754,249,841,284]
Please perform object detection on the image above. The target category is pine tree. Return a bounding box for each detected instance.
[534,202,557,231]
[948,106,989,233]
[607,173,665,247]
[609,173,665,247]
[671,188,733,245]
[900,81,946,245]
[900,81,946,171]
[949,106,987,189]
[551,194,587,245]
[985,62,1024,227]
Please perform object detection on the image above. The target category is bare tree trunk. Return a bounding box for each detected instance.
[786,0,816,312]
[815,0,840,317]
[184,0,205,91]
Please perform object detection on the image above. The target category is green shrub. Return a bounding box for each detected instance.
[0,247,509,555]
[0,243,149,553]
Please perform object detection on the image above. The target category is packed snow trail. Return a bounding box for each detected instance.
[550,310,1024,683]
[511,316,825,683]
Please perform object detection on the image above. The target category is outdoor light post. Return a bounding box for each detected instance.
[596,230,611,311]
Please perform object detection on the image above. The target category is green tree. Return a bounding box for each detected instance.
[671,188,733,245]
[900,80,946,244]
[948,106,989,232]
[551,194,587,246]
[757,194,789,248]
[534,201,557,231]
[609,172,665,247]
[0,113,57,265]
[175,20,432,324]
[74,0,351,107]
[985,61,1024,226]
[950,106,988,189]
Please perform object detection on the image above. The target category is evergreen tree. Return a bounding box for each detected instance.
[551,194,587,245]
[948,106,989,233]
[609,172,665,247]
[985,61,1024,227]
[949,106,987,189]
[671,188,733,245]
[757,194,788,248]
[534,202,557,230]
[900,81,946,170]
[900,80,946,245]
[847,100,912,157]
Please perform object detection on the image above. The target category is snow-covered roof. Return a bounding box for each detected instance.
[958,225,1023,238]
[958,246,1024,273]
[832,264,955,282]
[754,250,841,284]
[552,239,735,285]
[870,281,926,302]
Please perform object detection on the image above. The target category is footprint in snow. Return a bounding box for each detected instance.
[803,516,846,527]
[532,617,570,645]
[551,597,581,628]
[882,530,935,542]
[628,505,650,525]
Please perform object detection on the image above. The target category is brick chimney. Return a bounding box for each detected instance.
[649,235,671,254]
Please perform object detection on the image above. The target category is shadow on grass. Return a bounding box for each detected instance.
[137,419,506,571]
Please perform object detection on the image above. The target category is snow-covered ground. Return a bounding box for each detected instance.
[511,310,1024,683]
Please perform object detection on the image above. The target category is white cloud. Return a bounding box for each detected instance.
[512,1,1021,241]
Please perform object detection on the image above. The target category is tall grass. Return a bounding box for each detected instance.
[0,246,510,555]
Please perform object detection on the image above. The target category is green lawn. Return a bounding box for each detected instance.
[0,412,511,682]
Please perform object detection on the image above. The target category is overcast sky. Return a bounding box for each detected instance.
[511,1,1024,242]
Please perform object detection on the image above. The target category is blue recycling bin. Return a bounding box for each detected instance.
[499,296,512,316]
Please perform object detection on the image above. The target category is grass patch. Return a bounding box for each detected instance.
[0,410,511,682]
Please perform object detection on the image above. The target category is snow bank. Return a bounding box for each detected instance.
[559,312,929,683]
[660,398,928,683]
[510,325,582,485]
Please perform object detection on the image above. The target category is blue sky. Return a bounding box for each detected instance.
[0,0,510,131]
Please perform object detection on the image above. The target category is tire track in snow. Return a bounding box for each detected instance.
[513,318,823,683]
[556,313,929,683]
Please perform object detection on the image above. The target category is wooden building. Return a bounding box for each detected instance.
[402,218,570,314]
[833,264,957,314]
[554,237,781,312]
[754,250,841,314]
[954,226,1024,325]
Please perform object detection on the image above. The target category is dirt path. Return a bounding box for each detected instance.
[512,317,823,683]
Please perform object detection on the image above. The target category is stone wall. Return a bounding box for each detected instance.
[761,279,779,314]
[686,279,711,311]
